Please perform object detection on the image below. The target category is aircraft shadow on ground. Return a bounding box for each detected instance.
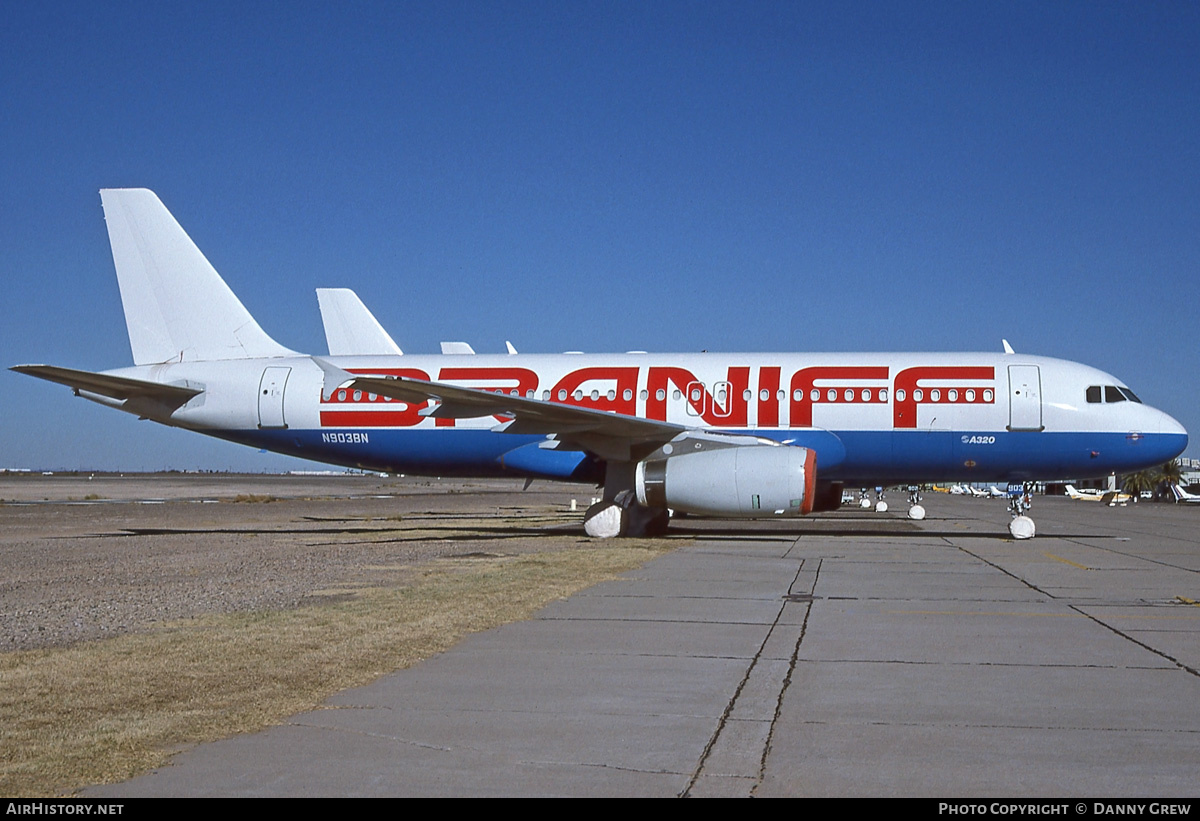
[83,523,1109,543]
[85,524,586,543]
[661,523,1107,541]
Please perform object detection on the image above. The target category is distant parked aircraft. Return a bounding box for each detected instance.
[1064,485,1133,504]
[1170,484,1200,504]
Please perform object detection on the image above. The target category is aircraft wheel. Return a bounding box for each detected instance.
[1008,515,1036,540]
[874,501,888,513]
[583,501,622,538]
[583,495,670,538]
[859,498,871,509]
[908,504,925,520]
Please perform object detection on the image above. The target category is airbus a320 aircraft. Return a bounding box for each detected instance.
[13,190,1188,539]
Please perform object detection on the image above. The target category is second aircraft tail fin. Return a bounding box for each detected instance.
[316,288,403,356]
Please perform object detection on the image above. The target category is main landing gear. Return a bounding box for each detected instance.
[873,486,888,513]
[858,487,888,511]
[582,490,670,539]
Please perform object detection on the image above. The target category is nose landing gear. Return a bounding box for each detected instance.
[1007,482,1035,539]
[907,484,925,520]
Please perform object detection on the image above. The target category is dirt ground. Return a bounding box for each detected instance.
[0,473,601,651]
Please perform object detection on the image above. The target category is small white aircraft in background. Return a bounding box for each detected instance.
[1064,485,1132,504]
[1170,484,1200,504]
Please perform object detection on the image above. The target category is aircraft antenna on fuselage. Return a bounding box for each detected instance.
[99,188,296,365]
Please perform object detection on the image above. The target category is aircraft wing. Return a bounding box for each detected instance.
[314,358,686,461]
[355,374,684,461]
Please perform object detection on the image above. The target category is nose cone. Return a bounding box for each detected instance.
[1150,407,1188,462]
[1158,408,1188,439]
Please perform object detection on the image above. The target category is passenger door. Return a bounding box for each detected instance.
[1007,365,1043,431]
[258,367,291,429]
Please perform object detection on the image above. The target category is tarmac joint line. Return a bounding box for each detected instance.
[1069,604,1200,679]
[682,548,817,799]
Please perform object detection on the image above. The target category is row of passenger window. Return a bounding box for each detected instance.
[538,387,996,403]
[333,386,997,404]
[1085,385,1142,404]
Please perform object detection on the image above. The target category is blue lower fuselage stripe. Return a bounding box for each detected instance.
[214,427,1187,485]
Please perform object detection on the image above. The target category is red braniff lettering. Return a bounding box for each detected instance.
[892,366,994,429]
[549,367,639,415]
[645,367,750,426]
[788,366,889,427]
[319,367,432,428]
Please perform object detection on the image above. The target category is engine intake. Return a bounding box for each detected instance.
[635,445,816,516]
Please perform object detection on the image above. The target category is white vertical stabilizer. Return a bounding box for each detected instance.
[315,288,403,356]
[100,188,296,364]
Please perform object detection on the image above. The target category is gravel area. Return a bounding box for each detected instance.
[0,473,597,650]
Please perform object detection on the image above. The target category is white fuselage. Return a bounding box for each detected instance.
[97,350,1187,486]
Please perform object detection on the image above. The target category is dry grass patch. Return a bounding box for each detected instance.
[0,539,674,797]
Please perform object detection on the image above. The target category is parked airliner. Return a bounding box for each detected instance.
[12,190,1188,538]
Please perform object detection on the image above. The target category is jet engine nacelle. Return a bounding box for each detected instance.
[635,445,816,517]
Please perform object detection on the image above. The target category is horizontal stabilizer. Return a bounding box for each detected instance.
[440,342,475,355]
[316,288,403,356]
[11,364,202,407]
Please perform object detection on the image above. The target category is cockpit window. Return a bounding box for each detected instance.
[1088,385,1143,405]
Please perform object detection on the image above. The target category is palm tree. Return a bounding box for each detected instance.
[1160,460,1183,487]
[1122,469,1160,501]
[1156,460,1184,500]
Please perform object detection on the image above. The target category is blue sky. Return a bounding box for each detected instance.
[2,1,1198,471]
